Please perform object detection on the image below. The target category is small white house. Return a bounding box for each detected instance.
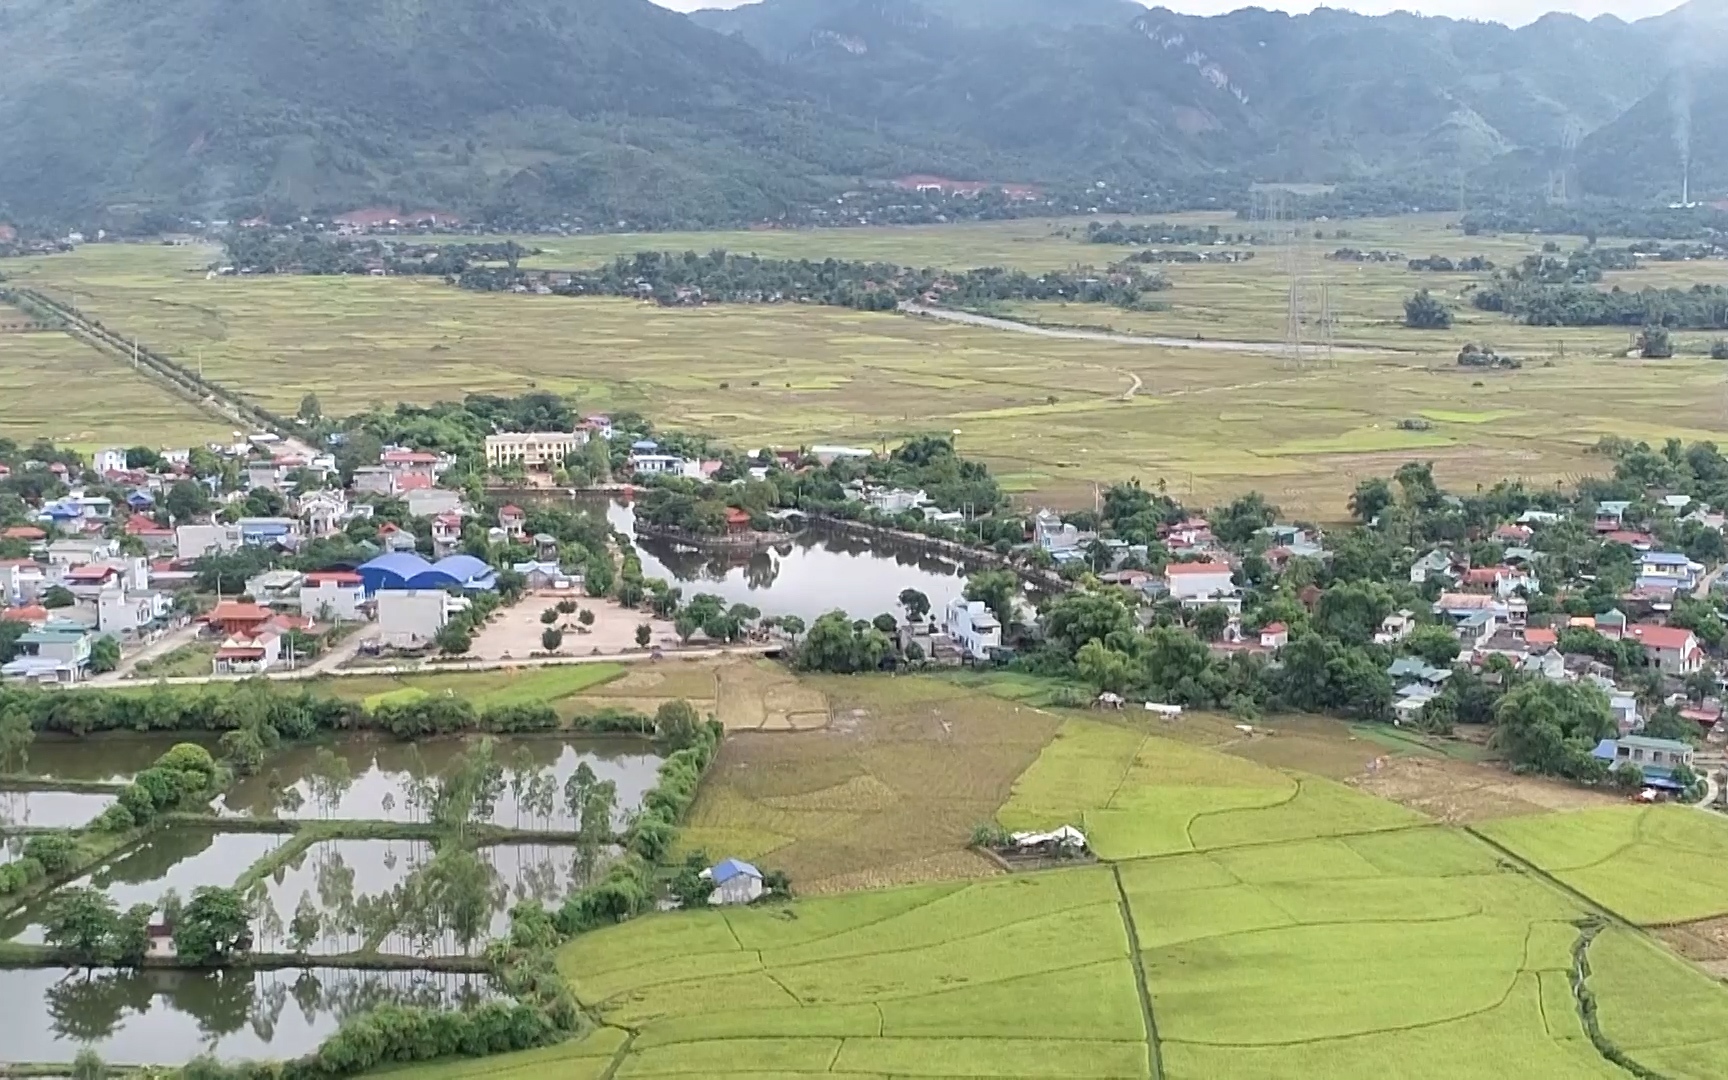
[301,571,367,622]
[703,858,765,905]
[944,598,1001,661]
[176,523,242,561]
[1164,561,1235,601]
[377,589,465,649]
[93,447,129,475]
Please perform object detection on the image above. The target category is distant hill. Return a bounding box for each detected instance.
[0,0,972,226]
[0,0,1717,226]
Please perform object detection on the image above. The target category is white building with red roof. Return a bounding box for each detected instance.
[1626,624,1705,675]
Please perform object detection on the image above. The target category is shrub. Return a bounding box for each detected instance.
[23,834,78,873]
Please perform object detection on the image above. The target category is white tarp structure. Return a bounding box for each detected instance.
[1010,825,1088,852]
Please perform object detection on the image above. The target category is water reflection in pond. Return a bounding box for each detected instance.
[0,965,494,1064]
[216,736,661,829]
[13,735,223,784]
[605,499,973,622]
[3,830,281,944]
[246,840,610,958]
[0,789,118,830]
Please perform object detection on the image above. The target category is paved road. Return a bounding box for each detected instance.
[1695,561,1727,599]
[96,622,202,684]
[900,303,1384,356]
[70,643,778,689]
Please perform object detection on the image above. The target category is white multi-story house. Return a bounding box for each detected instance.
[300,571,367,622]
[483,433,586,472]
[944,598,1001,661]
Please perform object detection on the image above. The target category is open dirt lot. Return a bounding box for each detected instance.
[468,591,677,661]
[1351,755,1626,823]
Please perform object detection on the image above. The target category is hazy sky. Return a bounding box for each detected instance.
[652,0,1685,29]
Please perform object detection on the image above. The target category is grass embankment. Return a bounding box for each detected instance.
[310,664,629,713]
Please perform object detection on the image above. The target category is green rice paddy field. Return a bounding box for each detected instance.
[6,213,1728,515]
[383,710,1728,1080]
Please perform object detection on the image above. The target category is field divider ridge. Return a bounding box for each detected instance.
[1111,863,1164,1080]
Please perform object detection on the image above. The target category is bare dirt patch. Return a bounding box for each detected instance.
[681,675,1062,894]
[1349,755,1623,823]
[467,590,677,661]
[1657,917,1728,964]
[716,660,831,731]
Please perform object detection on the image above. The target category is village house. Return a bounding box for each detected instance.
[511,561,578,592]
[405,487,462,519]
[244,569,305,607]
[93,447,129,475]
[1409,549,1462,586]
[1375,610,1417,645]
[1594,501,1632,533]
[1032,509,1088,556]
[1460,564,1539,598]
[214,629,282,675]
[124,514,176,555]
[0,561,47,605]
[579,415,614,440]
[1164,562,1240,612]
[351,466,399,496]
[1591,735,1695,791]
[1,620,94,684]
[1626,624,1705,676]
[98,588,171,638]
[1637,551,1703,592]
[944,597,1001,661]
[300,571,367,622]
[205,600,275,638]
[1388,657,1453,723]
[702,859,765,905]
[176,522,242,561]
[381,447,451,482]
[45,537,119,568]
[498,505,527,539]
[238,517,303,549]
[1595,609,1630,639]
[431,512,465,557]
[628,443,685,475]
[296,489,351,538]
[377,589,468,649]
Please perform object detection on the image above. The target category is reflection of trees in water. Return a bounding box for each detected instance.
[44,967,492,1050]
[88,829,218,890]
[46,969,153,1042]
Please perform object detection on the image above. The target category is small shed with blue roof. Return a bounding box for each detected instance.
[702,858,765,905]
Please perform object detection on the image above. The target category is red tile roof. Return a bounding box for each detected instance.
[65,563,119,581]
[0,605,48,624]
[207,601,273,623]
[1261,622,1288,635]
[1524,628,1558,648]
[1,526,45,540]
[395,473,434,491]
[1166,562,1233,576]
[304,570,363,586]
[125,514,171,536]
[1627,624,1696,650]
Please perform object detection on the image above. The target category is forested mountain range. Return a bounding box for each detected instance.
[0,0,1722,229]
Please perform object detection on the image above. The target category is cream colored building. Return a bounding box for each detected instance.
[484,431,586,471]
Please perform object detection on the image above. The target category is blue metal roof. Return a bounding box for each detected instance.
[711,858,761,884]
[358,552,435,593]
[1642,551,1691,566]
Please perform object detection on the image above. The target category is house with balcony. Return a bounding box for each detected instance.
[944,598,1001,662]
[1590,735,1694,791]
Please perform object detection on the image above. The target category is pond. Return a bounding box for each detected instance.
[0,965,495,1064]
[12,734,223,785]
[604,499,975,623]
[2,829,282,944]
[0,789,117,830]
[216,735,663,829]
[247,840,612,958]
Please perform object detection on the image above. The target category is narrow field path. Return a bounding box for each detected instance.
[1112,864,1165,1080]
[901,303,1383,356]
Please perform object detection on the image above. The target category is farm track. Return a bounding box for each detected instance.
[901,303,1385,356]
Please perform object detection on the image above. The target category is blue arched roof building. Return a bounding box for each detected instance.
[358,553,496,594]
